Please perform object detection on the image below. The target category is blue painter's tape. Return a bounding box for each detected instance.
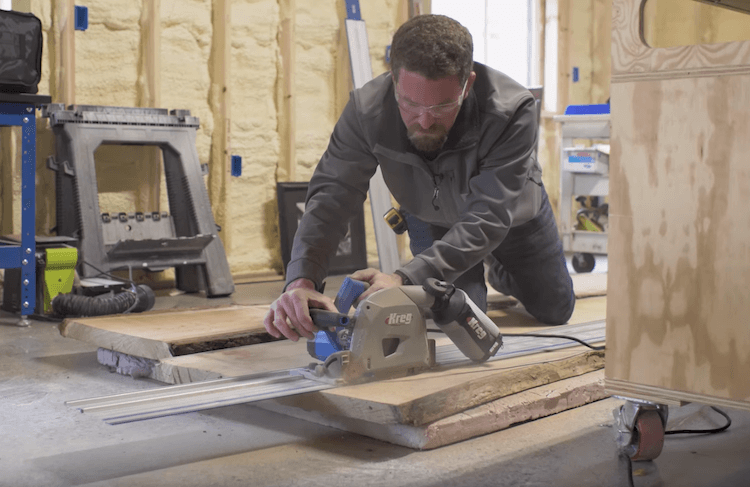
[75,6,88,31]
[345,0,362,20]
[231,155,242,177]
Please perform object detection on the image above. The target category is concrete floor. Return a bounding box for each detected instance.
[2,268,749,487]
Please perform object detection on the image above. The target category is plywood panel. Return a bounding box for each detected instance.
[612,0,750,79]
[607,75,750,404]
[607,0,750,409]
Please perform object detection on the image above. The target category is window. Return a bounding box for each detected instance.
[431,0,540,87]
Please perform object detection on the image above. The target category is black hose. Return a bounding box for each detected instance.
[52,284,155,318]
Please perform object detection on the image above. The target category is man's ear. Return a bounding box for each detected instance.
[465,71,477,95]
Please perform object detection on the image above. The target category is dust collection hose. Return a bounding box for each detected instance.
[51,284,156,318]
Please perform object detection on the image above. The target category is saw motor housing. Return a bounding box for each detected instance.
[305,278,503,385]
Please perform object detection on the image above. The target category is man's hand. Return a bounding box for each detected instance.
[349,267,405,302]
[264,278,336,341]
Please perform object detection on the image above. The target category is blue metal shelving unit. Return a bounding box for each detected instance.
[0,93,50,325]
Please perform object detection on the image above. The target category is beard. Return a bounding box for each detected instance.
[407,124,449,153]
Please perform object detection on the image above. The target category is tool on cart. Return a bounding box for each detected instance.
[575,196,608,233]
[302,277,503,385]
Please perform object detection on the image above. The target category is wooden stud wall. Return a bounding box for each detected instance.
[209,0,232,249]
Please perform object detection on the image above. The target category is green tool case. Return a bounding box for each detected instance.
[0,9,43,94]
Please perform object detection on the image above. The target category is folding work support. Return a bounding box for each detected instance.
[44,104,234,297]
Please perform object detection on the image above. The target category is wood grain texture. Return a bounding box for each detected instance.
[608,3,750,407]
[259,370,607,450]
[265,350,604,426]
[606,377,750,412]
[59,305,272,360]
[153,295,608,384]
[612,0,750,80]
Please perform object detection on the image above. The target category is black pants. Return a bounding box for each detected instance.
[404,186,574,325]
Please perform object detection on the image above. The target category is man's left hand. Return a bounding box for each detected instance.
[349,267,404,302]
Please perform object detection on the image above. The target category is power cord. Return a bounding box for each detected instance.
[501,332,605,351]
[81,260,136,286]
[426,329,605,351]
[665,406,731,435]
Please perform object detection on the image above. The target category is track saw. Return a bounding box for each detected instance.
[302,276,503,385]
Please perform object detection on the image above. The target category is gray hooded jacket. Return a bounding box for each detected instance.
[285,62,543,290]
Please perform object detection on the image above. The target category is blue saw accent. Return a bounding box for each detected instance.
[308,277,369,361]
[572,67,579,83]
[75,6,88,31]
[345,0,362,20]
[333,277,368,313]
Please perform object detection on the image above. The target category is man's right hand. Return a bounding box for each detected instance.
[263,278,337,341]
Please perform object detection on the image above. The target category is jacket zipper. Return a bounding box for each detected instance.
[431,173,444,211]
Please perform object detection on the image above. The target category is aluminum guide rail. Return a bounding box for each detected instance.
[434,319,605,365]
[68,320,605,424]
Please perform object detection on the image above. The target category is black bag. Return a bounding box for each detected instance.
[0,10,43,94]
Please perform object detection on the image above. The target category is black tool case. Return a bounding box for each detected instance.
[0,10,43,94]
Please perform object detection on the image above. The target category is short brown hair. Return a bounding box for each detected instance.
[390,15,473,84]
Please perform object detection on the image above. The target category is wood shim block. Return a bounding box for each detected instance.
[257,370,607,450]
[59,304,273,360]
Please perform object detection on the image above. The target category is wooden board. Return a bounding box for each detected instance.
[155,296,608,384]
[149,297,606,435]
[257,369,607,450]
[59,305,273,360]
[63,292,607,448]
[607,0,750,410]
[261,349,604,427]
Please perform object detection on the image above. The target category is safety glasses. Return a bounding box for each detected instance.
[394,78,468,117]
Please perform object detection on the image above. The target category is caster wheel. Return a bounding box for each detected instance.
[572,252,596,273]
[629,410,665,461]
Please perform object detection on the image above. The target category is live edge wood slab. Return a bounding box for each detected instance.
[59,294,608,449]
[59,304,275,360]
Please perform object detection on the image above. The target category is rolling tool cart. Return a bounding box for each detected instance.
[554,104,610,273]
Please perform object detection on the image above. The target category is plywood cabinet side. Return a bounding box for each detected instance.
[607,0,750,408]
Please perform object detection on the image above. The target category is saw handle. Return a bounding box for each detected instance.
[309,309,351,330]
[333,277,369,313]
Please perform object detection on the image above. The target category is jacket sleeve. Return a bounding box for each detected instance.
[284,96,379,290]
[397,95,541,285]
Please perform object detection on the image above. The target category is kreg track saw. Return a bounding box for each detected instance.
[67,277,507,423]
[303,276,503,384]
